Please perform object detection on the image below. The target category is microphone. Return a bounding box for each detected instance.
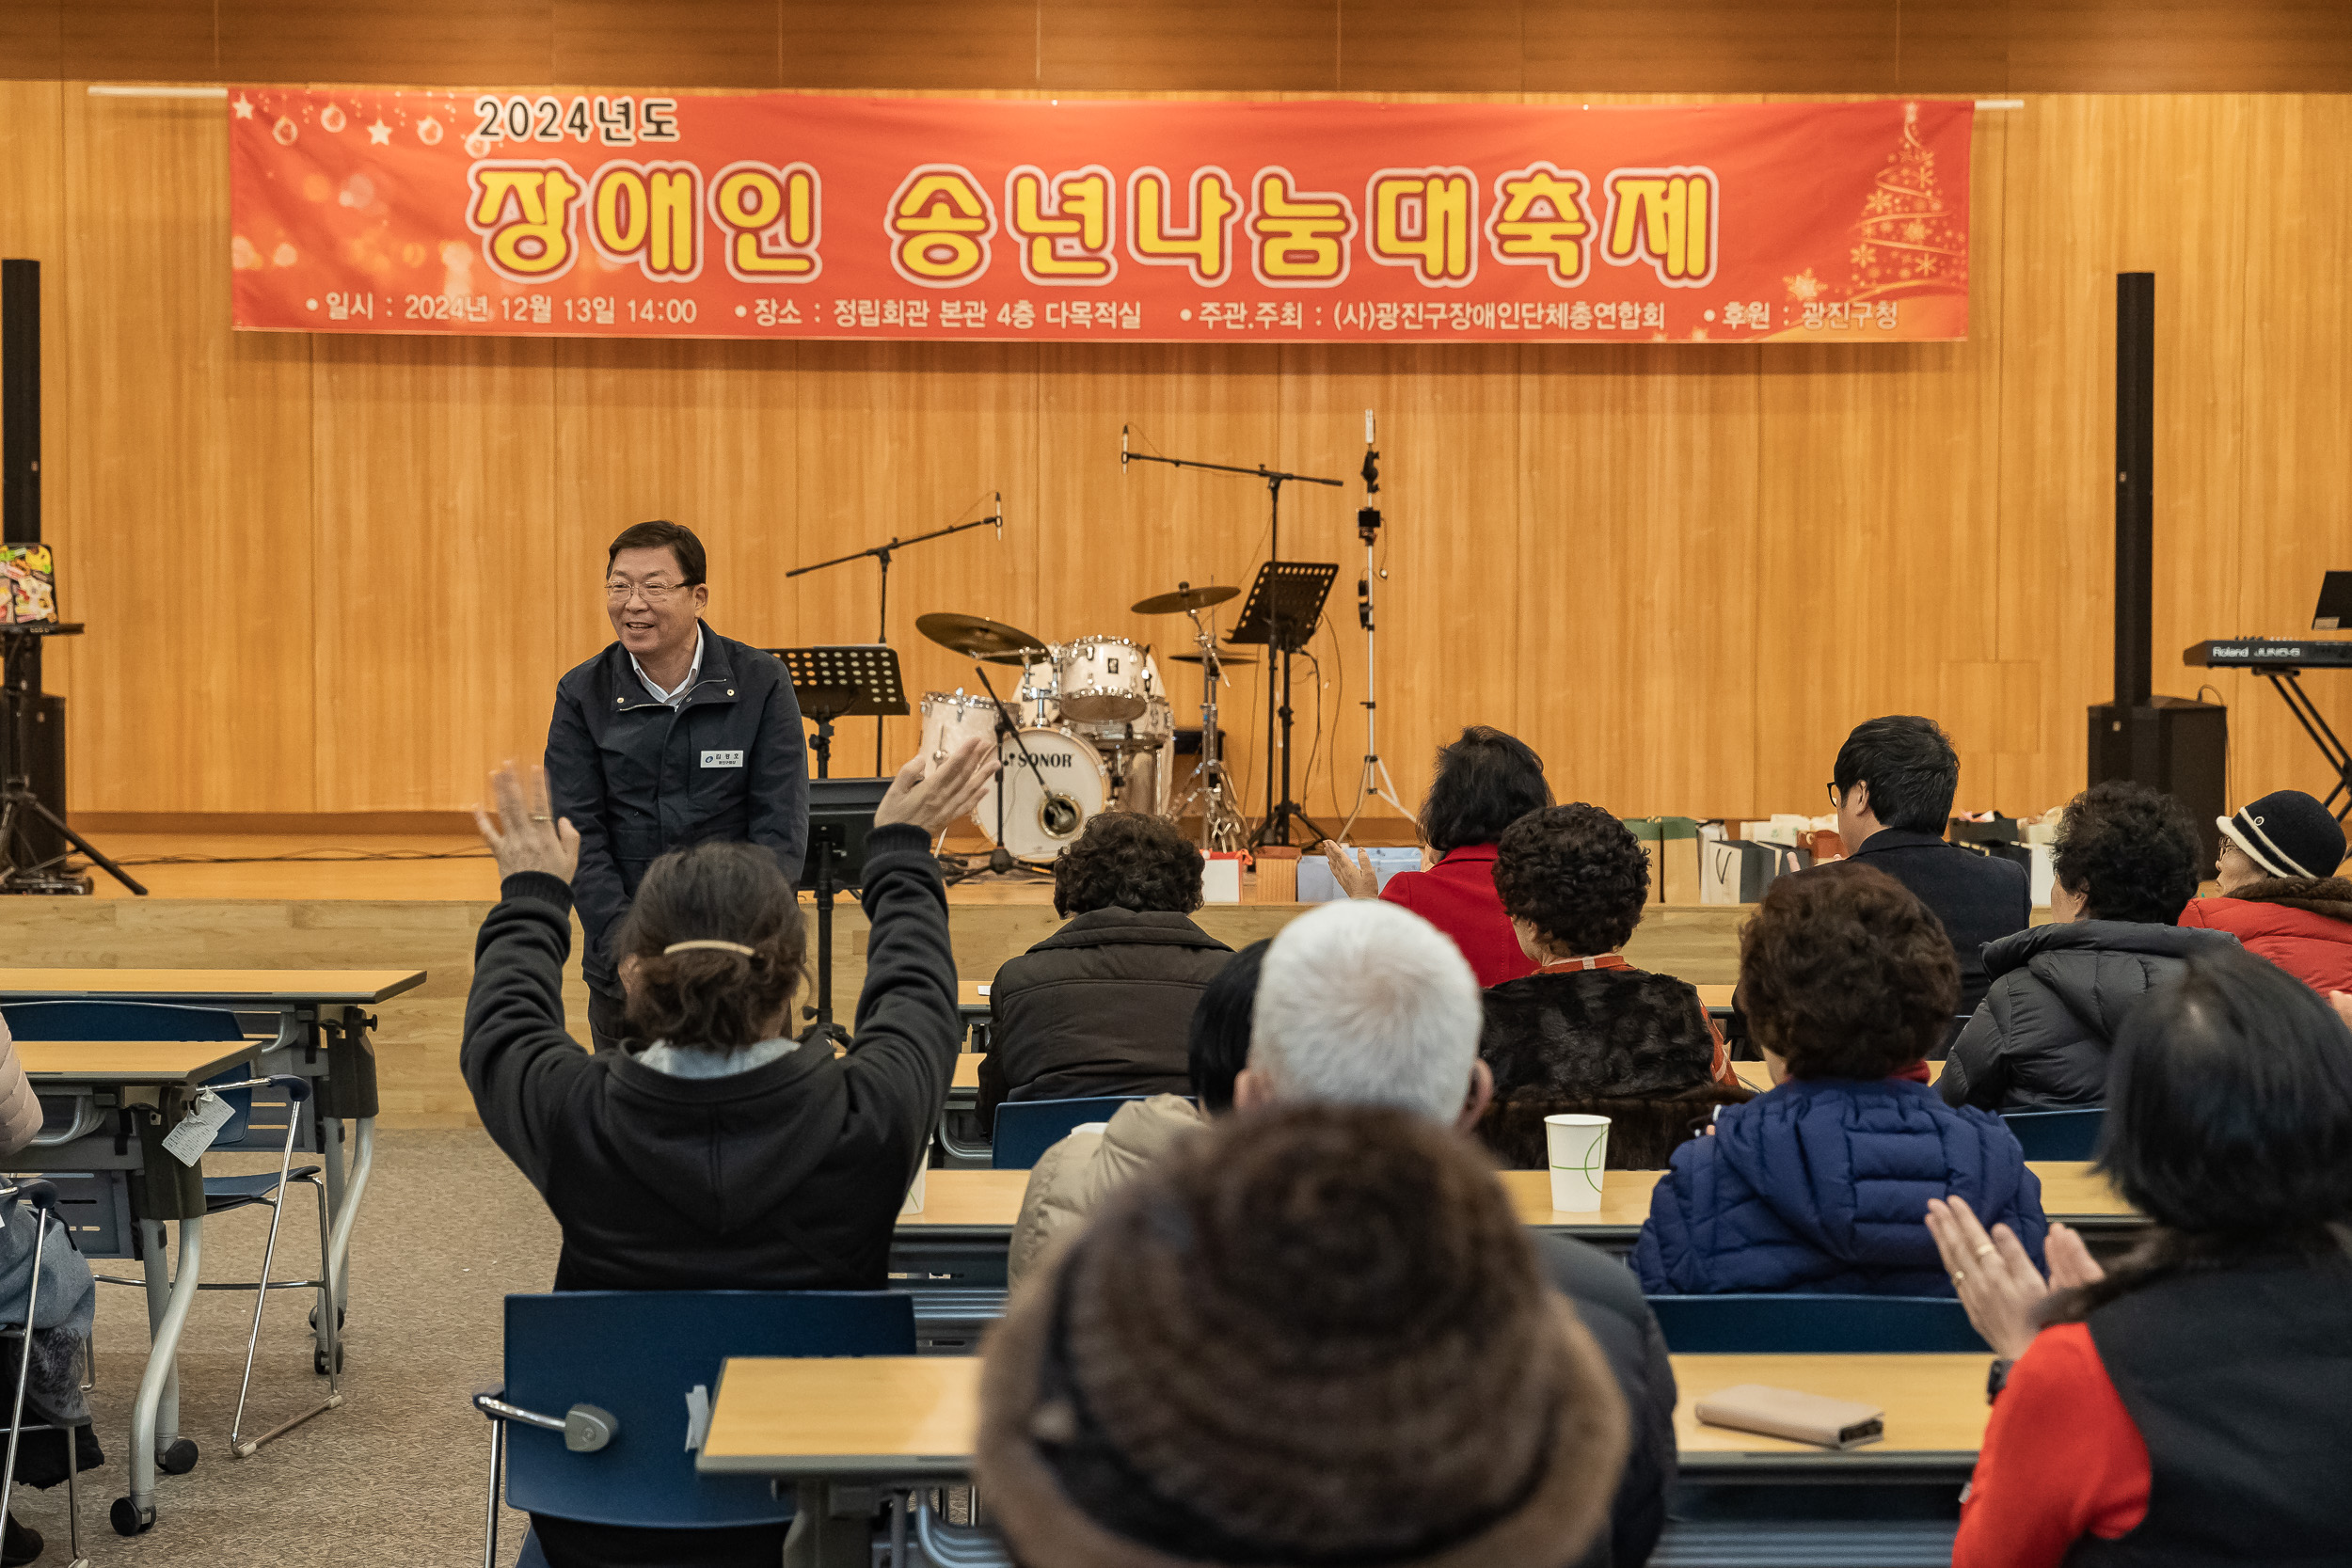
[993,491,1004,541]
[1121,423,1129,472]
[1364,408,1375,445]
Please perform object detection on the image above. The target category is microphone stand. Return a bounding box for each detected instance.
[787,495,1004,773]
[1338,417,1410,842]
[1123,442,1343,847]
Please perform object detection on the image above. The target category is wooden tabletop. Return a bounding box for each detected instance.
[958,981,991,1008]
[700,1351,1990,1476]
[17,1039,262,1086]
[0,968,427,1005]
[952,1055,981,1091]
[899,1163,2133,1232]
[1696,984,1734,1010]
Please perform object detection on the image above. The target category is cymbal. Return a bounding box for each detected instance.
[1170,650,1258,666]
[1132,584,1239,616]
[916,612,1050,663]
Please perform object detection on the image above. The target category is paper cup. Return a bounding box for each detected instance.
[1544,1114,1610,1212]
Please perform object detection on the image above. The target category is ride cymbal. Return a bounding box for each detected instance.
[915,612,1050,663]
[1131,583,1240,616]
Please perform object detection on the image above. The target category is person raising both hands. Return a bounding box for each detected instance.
[461,739,996,1568]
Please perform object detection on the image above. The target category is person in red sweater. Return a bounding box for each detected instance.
[1927,945,2352,1568]
[2177,788,2352,993]
[1321,725,1553,988]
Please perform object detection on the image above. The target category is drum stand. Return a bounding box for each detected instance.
[1171,611,1248,851]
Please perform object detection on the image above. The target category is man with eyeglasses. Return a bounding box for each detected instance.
[1828,714,2028,1035]
[545,520,808,1053]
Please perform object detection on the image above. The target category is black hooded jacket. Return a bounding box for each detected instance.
[1939,920,2239,1113]
[460,821,955,1294]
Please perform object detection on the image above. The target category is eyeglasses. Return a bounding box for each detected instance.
[1825,782,1842,807]
[605,579,690,605]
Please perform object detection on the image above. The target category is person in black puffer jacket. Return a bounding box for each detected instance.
[979,813,1232,1122]
[1942,781,2238,1114]
[1476,804,1746,1170]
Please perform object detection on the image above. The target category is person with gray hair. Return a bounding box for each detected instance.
[1238,898,1489,1123]
[1231,896,1674,1568]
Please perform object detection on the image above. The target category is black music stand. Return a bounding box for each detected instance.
[772,645,909,781]
[798,776,891,1048]
[0,623,144,895]
[1228,561,1338,849]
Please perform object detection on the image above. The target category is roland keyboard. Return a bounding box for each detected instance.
[2184,640,2352,670]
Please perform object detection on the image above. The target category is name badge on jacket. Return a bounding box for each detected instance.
[701,750,745,768]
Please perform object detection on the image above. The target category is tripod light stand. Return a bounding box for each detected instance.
[1338,411,1410,842]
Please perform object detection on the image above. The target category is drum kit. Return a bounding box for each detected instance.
[915,583,1251,864]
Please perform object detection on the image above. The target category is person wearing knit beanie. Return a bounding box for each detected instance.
[2182,789,2352,993]
[976,1102,1629,1568]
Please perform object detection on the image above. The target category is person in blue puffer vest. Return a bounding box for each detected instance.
[1636,863,2047,1295]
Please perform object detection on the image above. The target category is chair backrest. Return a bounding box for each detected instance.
[502,1291,916,1528]
[1,1001,257,1144]
[1475,1085,1754,1172]
[990,1096,1149,1170]
[2002,1107,2105,1161]
[1647,1293,1990,1354]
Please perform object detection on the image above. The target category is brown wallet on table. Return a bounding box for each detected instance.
[1692,1385,1885,1449]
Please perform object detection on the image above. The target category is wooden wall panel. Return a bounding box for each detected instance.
[309,337,559,807]
[793,342,1041,771]
[50,91,316,813]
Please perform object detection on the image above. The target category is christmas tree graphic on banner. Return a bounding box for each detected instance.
[1849,101,1968,301]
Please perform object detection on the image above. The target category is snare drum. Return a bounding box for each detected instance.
[1056,636,1151,722]
[976,727,1109,861]
[918,691,996,766]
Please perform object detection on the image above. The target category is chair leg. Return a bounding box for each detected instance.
[484,1418,505,1568]
[2,1212,48,1520]
[311,1176,340,1387]
[60,1419,84,1568]
[230,1125,344,1459]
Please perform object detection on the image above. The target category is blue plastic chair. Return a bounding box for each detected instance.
[1646,1293,1990,1354]
[990,1096,1150,1170]
[477,1291,916,1560]
[2003,1107,2105,1161]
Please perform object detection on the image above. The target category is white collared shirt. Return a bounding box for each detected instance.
[628,625,705,706]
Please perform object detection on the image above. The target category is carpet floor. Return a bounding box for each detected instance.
[12,1129,559,1568]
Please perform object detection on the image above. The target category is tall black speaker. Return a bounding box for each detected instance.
[0,260,67,868]
[2088,272,2226,863]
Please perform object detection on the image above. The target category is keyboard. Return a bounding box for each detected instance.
[2184,639,2352,670]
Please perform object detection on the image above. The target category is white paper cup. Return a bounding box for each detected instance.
[1544,1114,1611,1212]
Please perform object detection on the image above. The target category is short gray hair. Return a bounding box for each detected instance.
[1248,899,1483,1123]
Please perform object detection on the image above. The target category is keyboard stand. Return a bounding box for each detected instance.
[2252,664,2352,818]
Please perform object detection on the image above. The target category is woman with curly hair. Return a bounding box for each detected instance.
[1322,725,1554,987]
[1942,782,2238,1114]
[1930,947,2352,1567]
[1634,863,2046,1295]
[978,812,1232,1121]
[1474,805,1747,1170]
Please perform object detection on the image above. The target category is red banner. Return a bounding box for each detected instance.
[228,91,1970,344]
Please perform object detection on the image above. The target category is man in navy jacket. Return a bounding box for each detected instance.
[546,520,807,1052]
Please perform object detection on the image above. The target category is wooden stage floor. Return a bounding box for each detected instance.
[8,831,1752,1129]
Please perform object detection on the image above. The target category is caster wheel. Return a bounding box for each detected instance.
[110,1497,155,1536]
[313,1342,344,1374]
[158,1437,199,1475]
[307,1305,348,1332]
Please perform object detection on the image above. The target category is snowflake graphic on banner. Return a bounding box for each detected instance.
[1848,102,1967,299]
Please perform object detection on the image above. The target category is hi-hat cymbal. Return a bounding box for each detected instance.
[916,612,1050,663]
[1170,650,1258,666]
[1132,584,1239,616]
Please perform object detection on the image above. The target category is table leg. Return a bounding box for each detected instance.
[124,1216,202,1525]
[322,1117,373,1348]
[136,1222,179,1452]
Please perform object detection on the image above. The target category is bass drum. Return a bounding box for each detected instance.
[976,727,1109,861]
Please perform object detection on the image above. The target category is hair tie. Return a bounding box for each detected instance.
[662,940,757,958]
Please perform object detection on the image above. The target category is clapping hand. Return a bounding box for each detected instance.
[475,762,582,883]
[1322,841,1380,899]
[875,736,1000,838]
[1925,1196,2106,1359]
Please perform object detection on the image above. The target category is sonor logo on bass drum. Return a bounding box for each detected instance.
[1033,753,1073,766]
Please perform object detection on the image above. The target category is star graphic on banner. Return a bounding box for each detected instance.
[367,119,391,145]
[231,94,255,119]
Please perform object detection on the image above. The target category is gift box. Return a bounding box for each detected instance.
[1701,839,1779,904]
[1627,816,1704,903]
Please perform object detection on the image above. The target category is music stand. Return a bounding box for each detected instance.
[1227,561,1338,849]
[797,776,892,1048]
[772,645,909,781]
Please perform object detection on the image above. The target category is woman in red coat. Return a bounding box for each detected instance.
[2177,789,2352,993]
[1322,725,1552,988]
